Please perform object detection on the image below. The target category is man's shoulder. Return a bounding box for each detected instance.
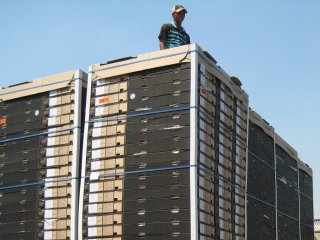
[161,23,172,30]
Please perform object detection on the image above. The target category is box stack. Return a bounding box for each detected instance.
[0,70,87,240]
[79,44,249,240]
[299,162,314,239]
[247,110,314,240]
[275,134,300,239]
[197,56,248,239]
[247,111,276,239]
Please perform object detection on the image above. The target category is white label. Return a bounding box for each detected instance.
[44,209,53,218]
[88,204,98,213]
[44,220,53,230]
[46,158,55,166]
[45,200,54,208]
[92,139,101,149]
[130,93,136,100]
[47,137,56,146]
[44,189,53,198]
[49,90,58,97]
[91,161,100,171]
[90,183,99,192]
[48,117,56,126]
[46,169,55,177]
[89,193,98,203]
[90,172,100,180]
[46,148,55,157]
[49,97,57,106]
[95,107,104,116]
[88,217,97,226]
[48,128,57,137]
[91,150,101,159]
[93,121,102,128]
[44,231,53,239]
[96,79,105,86]
[92,128,101,137]
[96,86,104,95]
[49,108,58,117]
[88,227,97,237]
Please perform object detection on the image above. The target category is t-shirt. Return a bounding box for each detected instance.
[158,23,190,49]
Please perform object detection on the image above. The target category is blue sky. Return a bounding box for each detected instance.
[1,1,319,218]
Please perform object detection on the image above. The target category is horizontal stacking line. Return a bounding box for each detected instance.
[0,164,197,191]
[0,176,77,191]
[198,164,245,193]
[0,126,81,143]
[0,77,85,98]
[88,106,196,123]
[198,107,247,148]
[90,50,196,73]
[248,151,275,170]
[85,164,197,179]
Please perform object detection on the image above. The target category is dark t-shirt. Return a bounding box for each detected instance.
[158,23,190,49]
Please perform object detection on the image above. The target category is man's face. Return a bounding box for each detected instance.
[172,10,186,23]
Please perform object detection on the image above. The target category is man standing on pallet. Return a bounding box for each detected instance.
[158,4,190,50]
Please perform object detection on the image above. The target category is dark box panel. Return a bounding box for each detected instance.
[123,221,190,235]
[247,199,276,240]
[276,145,298,185]
[300,224,314,240]
[123,209,190,224]
[0,185,41,203]
[0,210,37,223]
[0,137,41,154]
[248,121,274,167]
[0,231,37,240]
[277,179,299,219]
[0,220,37,235]
[277,212,299,240]
[299,169,313,197]
[300,193,314,226]
[247,154,275,204]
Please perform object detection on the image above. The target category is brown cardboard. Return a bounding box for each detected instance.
[249,110,274,138]
[91,45,192,79]
[275,132,298,160]
[0,70,86,101]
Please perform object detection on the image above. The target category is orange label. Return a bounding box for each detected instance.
[200,87,207,96]
[0,116,6,125]
[99,96,109,104]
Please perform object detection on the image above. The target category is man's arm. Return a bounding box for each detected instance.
[159,41,166,50]
[158,24,170,50]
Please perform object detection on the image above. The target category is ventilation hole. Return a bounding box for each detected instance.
[138,221,146,227]
[171,161,180,166]
[172,149,180,154]
[138,175,147,180]
[173,79,181,85]
[171,194,180,200]
[173,91,181,96]
[141,96,149,101]
[140,118,148,123]
[171,171,180,178]
[171,207,180,214]
[138,209,145,215]
[171,220,180,226]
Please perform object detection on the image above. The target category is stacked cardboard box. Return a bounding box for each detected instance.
[78,44,248,240]
[247,110,314,240]
[0,70,87,240]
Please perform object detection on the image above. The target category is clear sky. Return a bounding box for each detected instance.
[1,0,319,218]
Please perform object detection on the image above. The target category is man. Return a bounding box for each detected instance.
[158,4,190,50]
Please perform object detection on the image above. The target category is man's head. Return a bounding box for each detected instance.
[171,4,187,26]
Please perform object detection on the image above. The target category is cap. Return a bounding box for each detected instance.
[172,4,187,14]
